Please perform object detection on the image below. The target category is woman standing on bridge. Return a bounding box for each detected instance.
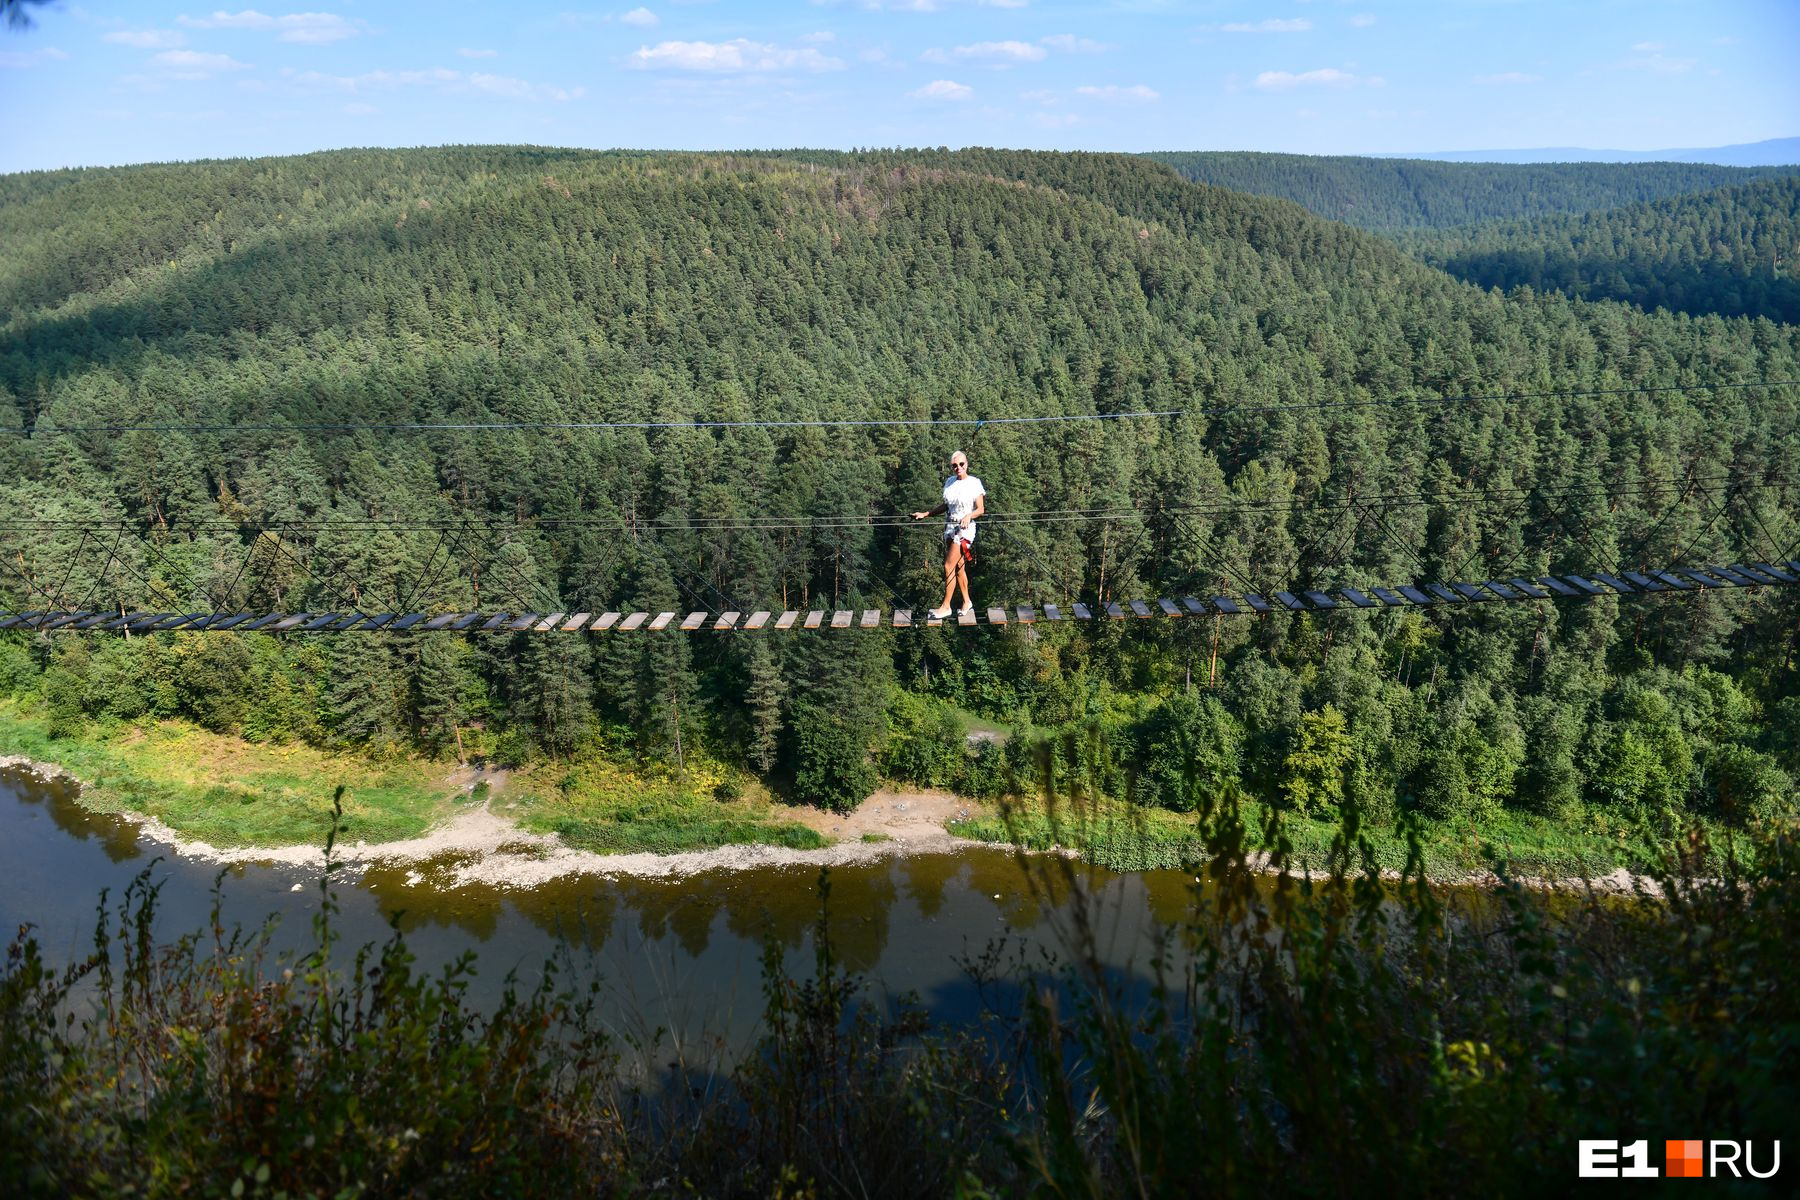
[913,450,986,620]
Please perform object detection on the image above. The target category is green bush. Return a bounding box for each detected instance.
[1131,693,1244,812]
[790,704,878,814]
[880,691,967,789]
[0,638,39,699]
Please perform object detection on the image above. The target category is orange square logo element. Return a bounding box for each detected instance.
[1666,1140,1704,1178]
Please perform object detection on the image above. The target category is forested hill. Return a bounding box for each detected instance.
[2,146,1798,828]
[1144,150,1800,232]
[1404,176,1800,324]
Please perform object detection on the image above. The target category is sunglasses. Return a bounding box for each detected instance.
[950,461,967,468]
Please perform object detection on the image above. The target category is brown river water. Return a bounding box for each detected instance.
[1,766,1208,1046]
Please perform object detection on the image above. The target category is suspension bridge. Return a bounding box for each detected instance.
[5,381,1798,636]
[4,558,1795,636]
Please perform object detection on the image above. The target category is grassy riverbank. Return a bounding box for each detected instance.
[506,761,828,855]
[950,791,1689,879]
[0,704,826,855]
[5,789,1795,1197]
[3,699,1702,879]
[0,703,452,846]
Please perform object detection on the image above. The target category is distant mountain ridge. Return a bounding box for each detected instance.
[1406,175,1800,324]
[1143,151,1799,233]
[1374,136,1800,168]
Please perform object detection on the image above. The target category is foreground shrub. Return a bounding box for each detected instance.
[3,785,1797,1196]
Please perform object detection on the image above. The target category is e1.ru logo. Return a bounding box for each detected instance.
[1579,1140,1781,1179]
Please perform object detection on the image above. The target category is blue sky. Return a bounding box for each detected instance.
[1,1,1795,172]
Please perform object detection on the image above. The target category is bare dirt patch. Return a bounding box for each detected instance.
[774,787,977,844]
[80,770,989,890]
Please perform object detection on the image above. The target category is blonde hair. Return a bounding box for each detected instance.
[949,450,969,465]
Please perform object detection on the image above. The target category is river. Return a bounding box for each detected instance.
[1,766,1204,1049]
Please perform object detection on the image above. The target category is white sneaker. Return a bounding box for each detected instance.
[959,605,975,617]
[928,606,952,619]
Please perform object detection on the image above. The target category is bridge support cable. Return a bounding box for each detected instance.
[393,529,451,615]
[46,529,92,614]
[5,558,1797,637]
[1666,488,1743,573]
[69,525,128,617]
[1733,490,1800,568]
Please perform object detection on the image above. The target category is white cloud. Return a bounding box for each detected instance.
[153,48,252,76]
[105,29,189,48]
[1019,87,1055,104]
[1219,18,1312,34]
[802,31,837,43]
[1349,14,1375,28]
[0,46,69,69]
[177,10,364,44]
[630,38,846,72]
[285,65,584,101]
[458,48,497,58]
[910,78,972,100]
[1474,71,1541,85]
[1624,49,1695,73]
[1034,111,1079,128]
[621,7,658,26]
[1254,68,1377,89]
[468,72,537,98]
[1040,34,1106,54]
[923,40,1046,65]
[1075,83,1158,102]
[177,9,275,29]
[289,66,459,91]
[814,0,1026,9]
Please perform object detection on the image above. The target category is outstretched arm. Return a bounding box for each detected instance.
[912,501,946,521]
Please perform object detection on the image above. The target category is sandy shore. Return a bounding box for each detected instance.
[0,756,990,888]
[1,755,1662,895]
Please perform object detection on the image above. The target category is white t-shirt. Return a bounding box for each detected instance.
[943,474,986,543]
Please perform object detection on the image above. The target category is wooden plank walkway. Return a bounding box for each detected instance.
[10,560,1795,637]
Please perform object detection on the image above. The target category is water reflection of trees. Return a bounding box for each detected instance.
[9,771,144,863]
